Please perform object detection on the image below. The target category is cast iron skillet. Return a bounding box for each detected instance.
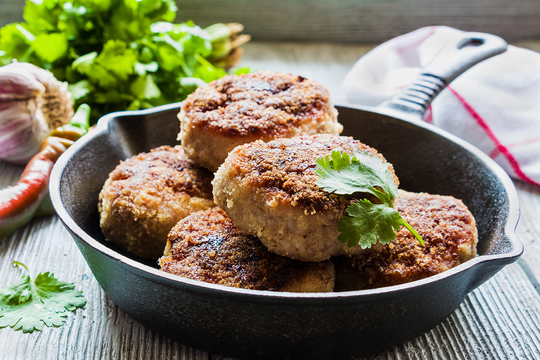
[50,32,522,359]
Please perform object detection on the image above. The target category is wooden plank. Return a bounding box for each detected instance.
[173,0,540,43]
[1,213,539,360]
[0,214,210,360]
[514,181,540,285]
[1,0,540,42]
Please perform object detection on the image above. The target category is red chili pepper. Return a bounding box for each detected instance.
[0,137,75,237]
[0,104,90,238]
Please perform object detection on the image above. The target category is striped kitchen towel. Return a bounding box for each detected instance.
[342,26,540,186]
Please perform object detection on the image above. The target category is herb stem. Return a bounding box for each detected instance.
[400,218,424,245]
[12,261,29,273]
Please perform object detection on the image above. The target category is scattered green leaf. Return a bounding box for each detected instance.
[0,261,86,333]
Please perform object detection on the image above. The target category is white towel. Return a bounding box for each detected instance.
[343,26,540,186]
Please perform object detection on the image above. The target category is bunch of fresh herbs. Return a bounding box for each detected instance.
[0,0,248,122]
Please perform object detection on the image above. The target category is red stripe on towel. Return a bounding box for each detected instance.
[424,105,433,123]
[448,86,539,186]
[489,148,501,159]
[508,135,540,148]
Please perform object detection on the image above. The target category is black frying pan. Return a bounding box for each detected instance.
[50,31,522,359]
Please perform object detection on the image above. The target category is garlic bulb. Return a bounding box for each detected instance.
[0,63,74,164]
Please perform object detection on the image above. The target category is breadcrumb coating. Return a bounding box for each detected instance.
[98,146,215,259]
[213,134,398,261]
[334,191,478,290]
[178,71,342,171]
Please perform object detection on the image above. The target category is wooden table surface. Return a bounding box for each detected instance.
[1,40,540,360]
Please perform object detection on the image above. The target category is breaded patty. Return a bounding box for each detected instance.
[212,134,399,262]
[98,146,215,259]
[159,207,335,292]
[178,71,342,172]
[334,191,478,290]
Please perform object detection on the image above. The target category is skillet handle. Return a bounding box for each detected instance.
[377,32,508,121]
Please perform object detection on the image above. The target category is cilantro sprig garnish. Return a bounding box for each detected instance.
[0,261,86,333]
[316,151,424,248]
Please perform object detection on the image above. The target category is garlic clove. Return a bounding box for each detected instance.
[0,99,50,164]
[0,62,74,164]
[0,66,46,101]
[0,62,74,128]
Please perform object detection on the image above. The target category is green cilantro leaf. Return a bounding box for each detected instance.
[0,24,33,64]
[338,200,403,248]
[316,150,398,206]
[130,74,161,100]
[68,80,94,101]
[0,262,86,333]
[31,32,68,63]
[316,150,424,248]
[73,40,138,88]
[23,0,62,33]
[95,40,137,81]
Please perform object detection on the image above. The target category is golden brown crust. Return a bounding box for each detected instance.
[217,134,397,214]
[98,146,215,259]
[212,134,399,261]
[179,71,342,172]
[159,207,335,292]
[181,71,338,138]
[334,191,478,290]
[107,146,213,198]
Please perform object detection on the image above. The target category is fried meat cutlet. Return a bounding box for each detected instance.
[334,191,478,290]
[178,71,342,172]
[98,146,215,259]
[212,134,399,262]
[159,207,335,292]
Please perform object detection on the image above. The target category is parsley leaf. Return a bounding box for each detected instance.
[0,262,86,333]
[316,150,424,248]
